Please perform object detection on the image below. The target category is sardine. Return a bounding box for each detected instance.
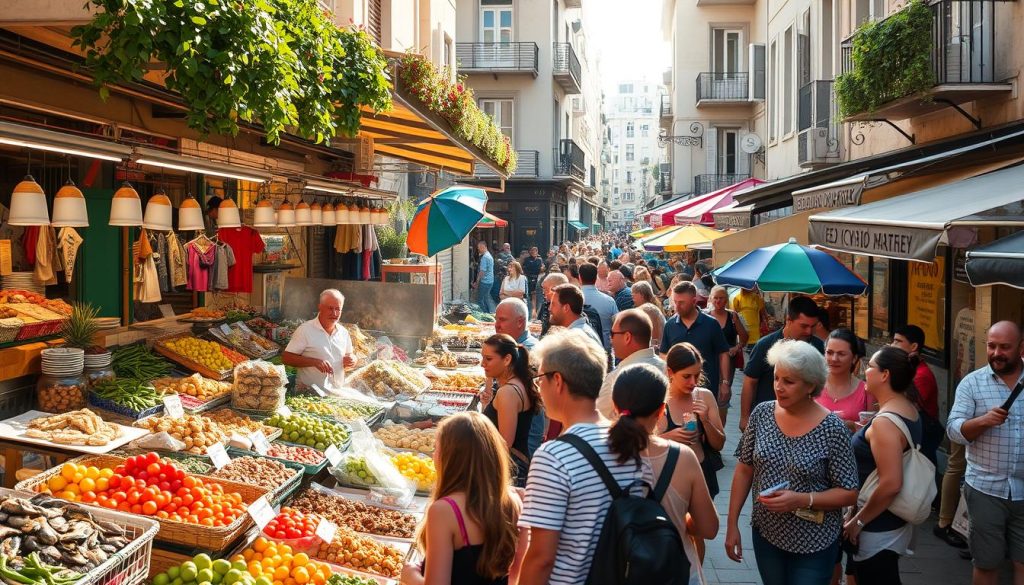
[38,546,62,564]
[0,499,44,517]
[98,544,116,554]
[58,524,91,544]
[82,548,108,565]
[0,535,22,558]
[60,550,88,567]
[95,520,124,536]
[34,519,58,546]
[0,527,19,540]
[47,516,67,532]
[6,515,36,531]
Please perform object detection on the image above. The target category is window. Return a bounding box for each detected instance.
[769,40,777,140]
[626,170,633,184]
[619,83,634,94]
[613,169,619,182]
[641,124,649,137]
[784,26,793,134]
[481,0,512,43]
[623,97,635,111]
[717,129,738,174]
[712,28,742,74]
[623,190,635,202]
[614,187,619,194]
[479,98,514,144]
[626,144,634,161]
[822,0,834,79]
[626,122,635,138]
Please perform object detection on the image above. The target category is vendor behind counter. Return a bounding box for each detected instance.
[281,288,356,391]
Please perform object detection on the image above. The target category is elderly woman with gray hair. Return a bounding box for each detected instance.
[725,339,859,585]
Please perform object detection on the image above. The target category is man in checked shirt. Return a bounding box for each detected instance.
[948,321,1024,585]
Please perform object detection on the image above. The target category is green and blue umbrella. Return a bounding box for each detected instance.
[713,237,868,295]
[407,186,488,257]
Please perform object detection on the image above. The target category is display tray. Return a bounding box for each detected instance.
[207,324,280,360]
[227,441,329,475]
[179,392,231,413]
[292,483,423,542]
[176,316,226,324]
[152,332,233,380]
[0,410,150,454]
[88,393,165,421]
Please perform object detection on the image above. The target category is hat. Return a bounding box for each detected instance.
[206,196,223,213]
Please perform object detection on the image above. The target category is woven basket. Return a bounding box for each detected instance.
[15,453,269,554]
[0,318,23,344]
[147,546,194,579]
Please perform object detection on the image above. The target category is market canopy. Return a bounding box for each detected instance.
[643,224,726,252]
[673,178,764,226]
[569,220,589,231]
[714,237,868,295]
[809,163,1024,261]
[408,186,487,256]
[966,231,1024,289]
[592,222,602,232]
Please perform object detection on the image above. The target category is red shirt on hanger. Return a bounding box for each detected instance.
[217,226,265,293]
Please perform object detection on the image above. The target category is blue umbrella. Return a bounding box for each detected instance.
[714,237,868,295]
[407,186,488,257]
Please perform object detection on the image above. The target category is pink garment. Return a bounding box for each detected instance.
[596,275,610,293]
[816,380,873,423]
[186,242,216,291]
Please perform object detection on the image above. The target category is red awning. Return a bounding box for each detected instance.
[673,178,764,225]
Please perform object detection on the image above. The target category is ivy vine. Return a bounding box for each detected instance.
[834,0,934,119]
[71,0,392,145]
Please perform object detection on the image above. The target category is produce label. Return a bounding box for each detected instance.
[278,405,293,417]
[248,495,275,529]
[163,394,184,419]
[220,323,233,335]
[237,322,254,334]
[315,519,337,544]
[311,384,327,397]
[207,443,231,469]
[325,444,343,467]
[250,431,271,455]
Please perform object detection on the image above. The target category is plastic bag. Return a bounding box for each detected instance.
[347,361,430,400]
[231,359,287,412]
[129,431,186,452]
[329,420,416,507]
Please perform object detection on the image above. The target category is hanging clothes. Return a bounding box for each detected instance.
[212,241,236,290]
[22,226,40,267]
[57,228,84,285]
[217,226,264,293]
[166,232,188,288]
[133,229,162,303]
[186,236,216,291]
[148,232,171,293]
[34,226,59,286]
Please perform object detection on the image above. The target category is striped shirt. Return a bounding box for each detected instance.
[519,423,651,585]
[947,362,1024,500]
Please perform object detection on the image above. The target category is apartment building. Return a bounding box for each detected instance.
[659,0,767,208]
[605,80,665,229]
[456,0,607,253]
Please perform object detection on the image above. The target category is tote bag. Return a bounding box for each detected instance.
[857,412,936,525]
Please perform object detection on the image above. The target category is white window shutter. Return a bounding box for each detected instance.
[749,43,766,101]
[705,127,718,176]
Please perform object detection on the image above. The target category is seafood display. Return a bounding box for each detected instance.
[25,409,122,446]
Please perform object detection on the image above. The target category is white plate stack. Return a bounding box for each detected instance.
[1,272,45,295]
[83,351,112,371]
[40,347,85,377]
[94,317,121,331]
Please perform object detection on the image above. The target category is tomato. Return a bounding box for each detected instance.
[169,479,182,492]
[108,475,122,489]
[114,465,127,476]
[142,501,158,515]
[145,452,160,465]
[146,463,162,475]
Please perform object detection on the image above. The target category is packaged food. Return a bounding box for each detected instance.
[231,360,287,412]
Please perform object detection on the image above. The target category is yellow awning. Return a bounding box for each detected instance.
[643,224,726,252]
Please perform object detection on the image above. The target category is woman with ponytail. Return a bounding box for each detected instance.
[659,343,727,498]
[481,333,539,486]
[610,364,719,585]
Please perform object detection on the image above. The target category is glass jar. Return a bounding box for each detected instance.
[37,372,87,413]
[84,364,115,389]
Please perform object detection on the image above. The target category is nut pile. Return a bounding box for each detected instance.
[210,456,295,490]
[373,424,436,454]
[152,373,231,401]
[38,380,87,413]
[289,489,419,539]
[316,527,403,578]
[136,413,228,454]
[202,408,275,437]
[232,361,287,411]
[266,443,325,466]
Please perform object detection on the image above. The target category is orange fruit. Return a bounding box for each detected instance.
[292,567,309,585]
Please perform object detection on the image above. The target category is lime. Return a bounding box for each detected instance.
[193,554,213,571]
[213,560,231,575]
[197,569,214,584]
[154,573,171,585]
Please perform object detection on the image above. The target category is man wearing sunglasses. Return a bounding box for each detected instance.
[595,309,665,420]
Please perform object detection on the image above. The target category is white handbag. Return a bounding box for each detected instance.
[857,412,937,525]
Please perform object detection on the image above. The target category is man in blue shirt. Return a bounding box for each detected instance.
[660,281,731,404]
[607,270,635,312]
[473,240,497,313]
[578,262,617,351]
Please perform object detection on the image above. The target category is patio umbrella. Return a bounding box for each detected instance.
[713,237,868,295]
[630,227,656,238]
[643,224,725,252]
[407,186,488,256]
[476,211,508,228]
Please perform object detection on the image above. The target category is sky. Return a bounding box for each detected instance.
[588,0,671,94]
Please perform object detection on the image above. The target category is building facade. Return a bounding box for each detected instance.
[605,80,665,229]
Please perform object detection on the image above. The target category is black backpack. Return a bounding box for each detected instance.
[582,304,605,343]
[557,434,690,585]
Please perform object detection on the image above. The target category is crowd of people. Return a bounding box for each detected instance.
[399,234,1024,585]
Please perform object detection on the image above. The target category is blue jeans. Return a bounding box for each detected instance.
[477,283,497,313]
[751,528,838,585]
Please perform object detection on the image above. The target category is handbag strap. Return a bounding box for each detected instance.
[651,444,680,502]
[557,433,623,499]
[873,412,919,450]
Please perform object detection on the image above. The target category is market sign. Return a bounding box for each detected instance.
[792,177,865,213]
[713,210,751,229]
[809,220,943,262]
[907,256,946,351]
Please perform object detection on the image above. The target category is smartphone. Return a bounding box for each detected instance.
[683,420,698,432]
[759,481,790,498]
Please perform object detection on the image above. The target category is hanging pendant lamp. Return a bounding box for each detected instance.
[217,198,242,228]
[277,201,296,227]
[8,175,51,226]
[253,200,277,228]
[335,202,351,224]
[321,202,336,225]
[178,197,205,231]
[310,202,323,225]
[51,180,89,228]
[109,182,144,226]
[143,192,174,231]
[295,201,313,226]
[358,204,371,224]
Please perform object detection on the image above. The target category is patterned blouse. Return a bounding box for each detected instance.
[739,401,859,554]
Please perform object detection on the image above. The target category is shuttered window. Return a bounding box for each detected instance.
[367,0,383,45]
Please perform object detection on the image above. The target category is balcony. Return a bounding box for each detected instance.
[553,139,586,182]
[696,72,751,106]
[798,80,843,169]
[474,150,539,179]
[839,0,1011,123]
[553,43,583,95]
[456,42,539,77]
[694,174,750,196]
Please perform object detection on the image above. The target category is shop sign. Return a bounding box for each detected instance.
[520,204,542,217]
[714,211,752,229]
[954,248,970,283]
[907,256,946,351]
[793,180,864,213]
[810,221,942,261]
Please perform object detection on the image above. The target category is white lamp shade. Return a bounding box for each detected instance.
[359,206,371,224]
[310,202,323,225]
[8,175,50,226]
[335,204,350,224]
[253,200,276,228]
[217,199,241,228]
[51,181,89,227]
[277,202,296,227]
[109,183,143,226]
[178,197,205,231]
[295,202,312,226]
[378,208,389,225]
[143,193,173,230]
[321,203,335,225]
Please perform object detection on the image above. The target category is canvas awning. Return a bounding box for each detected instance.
[966,231,1024,289]
[569,220,589,231]
[673,178,764,225]
[809,163,1024,262]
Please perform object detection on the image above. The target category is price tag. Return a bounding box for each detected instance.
[237,323,254,334]
[163,395,184,419]
[249,431,270,455]
[315,519,337,543]
[207,443,232,470]
[220,323,232,335]
[247,495,275,529]
[277,405,293,417]
[324,444,343,467]
[311,384,327,397]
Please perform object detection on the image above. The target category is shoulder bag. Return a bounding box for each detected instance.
[857,412,937,525]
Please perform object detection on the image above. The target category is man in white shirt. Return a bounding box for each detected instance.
[596,309,666,419]
[548,284,601,345]
[282,289,356,391]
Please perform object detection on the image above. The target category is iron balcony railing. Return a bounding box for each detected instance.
[554,139,586,181]
[696,72,750,102]
[840,0,999,107]
[456,42,539,75]
[694,174,750,196]
[474,150,539,179]
[553,43,583,93]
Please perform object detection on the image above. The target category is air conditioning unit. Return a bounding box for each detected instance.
[797,127,838,167]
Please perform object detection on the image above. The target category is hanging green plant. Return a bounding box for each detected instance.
[834,0,934,118]
[71,0,392,145]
